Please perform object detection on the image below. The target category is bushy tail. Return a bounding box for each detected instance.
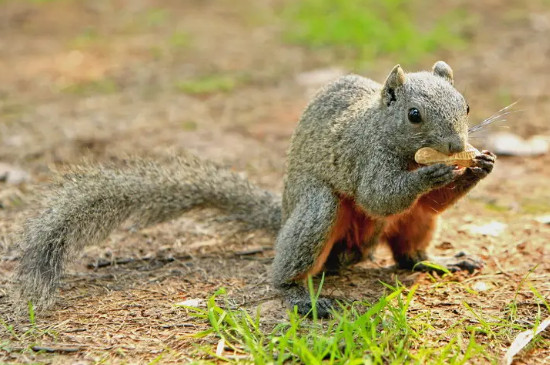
[14,154,282,309]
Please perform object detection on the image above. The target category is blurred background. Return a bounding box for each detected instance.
[0,0,548,186]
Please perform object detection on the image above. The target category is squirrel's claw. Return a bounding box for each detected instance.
[411,252,484,274]
[445,255,484,274]
[468,150,496,178]
[480,150,497,159]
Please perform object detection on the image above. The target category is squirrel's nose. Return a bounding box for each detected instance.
[438,138,464,155]
[447,139,465,154]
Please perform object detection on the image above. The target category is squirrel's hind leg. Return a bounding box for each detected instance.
[324,198,383,273]
[323,240,363,274]
[272,182,341,318]
[383,206,482,273]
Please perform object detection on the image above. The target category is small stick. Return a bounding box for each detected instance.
[87,255,193,269]
[492,257,513,279]
[233,246,271,256]
[31,345,80,353]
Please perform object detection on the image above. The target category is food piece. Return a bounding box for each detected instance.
[415,144,480,167]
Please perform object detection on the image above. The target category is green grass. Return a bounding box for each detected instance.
[2,275,548,363]
[0,301,60,356]
[282,0,472,64]
[180,276,549,364]
[175,74,245,96]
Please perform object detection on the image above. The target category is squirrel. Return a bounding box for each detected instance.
[13,61,495,317]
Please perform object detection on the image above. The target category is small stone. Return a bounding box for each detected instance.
[472,281,490,292]
[462,221,507,237]
[516,241,528,251]
[534,215,550,225]
[486,132,548,157]
[436,241,454,250]
[175,298,203,308]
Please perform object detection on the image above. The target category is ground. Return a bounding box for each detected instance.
[0,0,549,364]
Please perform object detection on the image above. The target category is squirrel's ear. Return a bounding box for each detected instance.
[382,64,406,106]
[432,61,454,85]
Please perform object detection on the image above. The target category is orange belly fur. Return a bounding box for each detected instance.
[297,192,440,279]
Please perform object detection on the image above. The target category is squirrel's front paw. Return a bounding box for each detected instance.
[420,252,484,274]
[467,150,496,179]
[418,163,458,188]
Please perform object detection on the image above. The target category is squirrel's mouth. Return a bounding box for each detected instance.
[414,145,478,167]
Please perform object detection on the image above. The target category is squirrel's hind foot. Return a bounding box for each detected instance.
[429,251,484,273]
[289,297,333,318]
[277,283,334,318]
[396,251,483,274]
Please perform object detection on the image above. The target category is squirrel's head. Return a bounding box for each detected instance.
[380,61,469,157]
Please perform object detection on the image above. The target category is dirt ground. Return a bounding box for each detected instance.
[0,0,549,363]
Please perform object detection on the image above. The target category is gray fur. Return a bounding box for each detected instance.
[280,63,468,218]
[14,61,492,317]
[272,62,482,316]
[14,155,281,309]
[432,61,454,85]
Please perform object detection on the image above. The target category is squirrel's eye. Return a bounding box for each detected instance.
[466,104,470,115]
[408,108,422,124]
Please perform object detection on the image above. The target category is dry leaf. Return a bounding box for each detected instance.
[472,281,490,292]
[503,317,550,365]
[175,299,204,308]
[534,215,550,225]
[487,132,548,157]
[216,338,225,357]
[461,221,507,237]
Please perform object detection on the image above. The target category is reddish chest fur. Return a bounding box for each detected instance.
[304,193,442,278]
[303,196,380,277]
[299,164,471,279]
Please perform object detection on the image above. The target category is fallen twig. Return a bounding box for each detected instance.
[233,246,271,256]
[31,345,80,353]
[87,255,192,269]
[492,257,513,279]
[160,323,197,329]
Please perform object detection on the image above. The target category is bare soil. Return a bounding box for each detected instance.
[0,0,549,363]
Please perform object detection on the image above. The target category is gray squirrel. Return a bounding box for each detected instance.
[14,61,495,317]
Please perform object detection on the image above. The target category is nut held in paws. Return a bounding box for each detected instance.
[415,144,480,167]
